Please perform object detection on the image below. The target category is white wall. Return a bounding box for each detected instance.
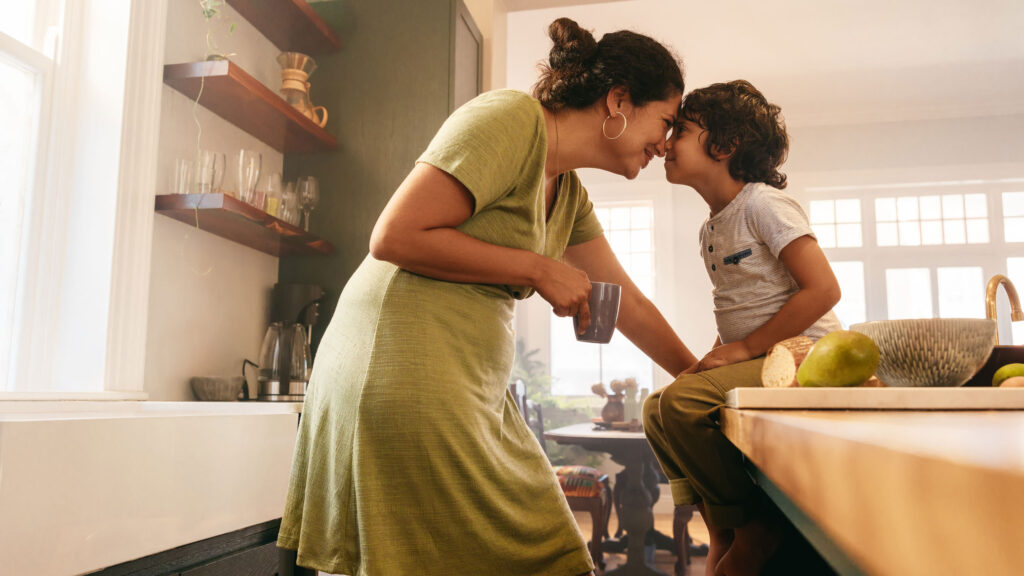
[464,0,509,91]
[145,3,284,400]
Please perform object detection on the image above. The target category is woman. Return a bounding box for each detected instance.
[278,17,698,576]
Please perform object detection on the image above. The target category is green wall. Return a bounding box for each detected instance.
[280,0,457,348]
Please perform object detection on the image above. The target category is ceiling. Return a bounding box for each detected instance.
[504,0,1024,127]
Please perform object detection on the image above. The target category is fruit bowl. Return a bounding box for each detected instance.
[850,319,996,387]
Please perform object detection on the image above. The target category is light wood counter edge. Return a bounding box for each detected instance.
[721,408,1024,576]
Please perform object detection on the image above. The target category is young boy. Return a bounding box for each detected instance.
[643,80,842,576]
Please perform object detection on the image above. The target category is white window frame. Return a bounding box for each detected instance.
[514,178,677,396]
[806,175,1024,343]
[3,0,167,399]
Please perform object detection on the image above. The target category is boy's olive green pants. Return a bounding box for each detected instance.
[642,358,764,529]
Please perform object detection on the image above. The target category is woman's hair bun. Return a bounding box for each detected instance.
[546,17,597,72]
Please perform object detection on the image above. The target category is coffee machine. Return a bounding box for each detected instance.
[257,283,325,402]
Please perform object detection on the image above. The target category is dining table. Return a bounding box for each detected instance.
[544,422,678,576]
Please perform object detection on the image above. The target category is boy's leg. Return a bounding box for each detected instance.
[657,358,765,530]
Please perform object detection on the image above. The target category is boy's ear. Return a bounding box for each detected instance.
[710,140,738,161]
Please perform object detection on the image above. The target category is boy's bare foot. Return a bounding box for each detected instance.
[713,515,782,576]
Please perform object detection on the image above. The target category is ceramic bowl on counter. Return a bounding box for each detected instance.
[190,376,245,401]
[850,318,996,387]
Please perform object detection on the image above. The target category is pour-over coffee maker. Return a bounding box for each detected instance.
[277,51,328,128]
[256,283,325,402]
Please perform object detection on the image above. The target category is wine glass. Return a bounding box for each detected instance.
[298,176,320,232]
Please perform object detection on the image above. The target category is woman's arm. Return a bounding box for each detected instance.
[563,235,698,377]
[697,235,841,370]
[369,163,592,317]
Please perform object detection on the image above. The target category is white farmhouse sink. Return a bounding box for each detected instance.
[0,401,300,575]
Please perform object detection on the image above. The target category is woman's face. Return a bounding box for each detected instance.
[608,94,680,179]
[663,119,715,186]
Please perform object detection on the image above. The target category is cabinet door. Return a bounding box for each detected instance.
[451,0,482,112]
[179,541,280,576]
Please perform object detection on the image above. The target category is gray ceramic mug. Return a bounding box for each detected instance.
[573,281,621,343]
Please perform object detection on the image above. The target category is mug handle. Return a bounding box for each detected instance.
[313,106,328,128]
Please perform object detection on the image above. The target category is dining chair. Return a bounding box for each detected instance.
[510,380,612,570]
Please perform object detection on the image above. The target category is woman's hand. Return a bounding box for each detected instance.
[533,259,592,327]
[696,340,754,372]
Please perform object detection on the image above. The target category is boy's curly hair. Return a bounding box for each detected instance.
[679,80,789,189]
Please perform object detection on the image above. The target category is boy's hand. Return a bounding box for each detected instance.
[696,341,754,372]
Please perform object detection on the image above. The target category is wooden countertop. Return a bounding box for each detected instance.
[721,409,1024,576]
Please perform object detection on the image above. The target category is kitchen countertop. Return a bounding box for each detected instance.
[721,408,1024,576]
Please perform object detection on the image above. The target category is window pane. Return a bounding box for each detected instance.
[897,197,919,221]
[919,195,942,220]
[964,193,987,218]
[943,220,966,244]
[1003,192,1024,217]
[610,207,631,229]
[1005,217,1024,243]
[0,56,40,389]
[1009,258,1024,345]
[630,206,650,228]
[898,221,921,246]
[814,224,836,248]
[921,220,943,245]
[830,261,866,328]
[630,229,650,252]
[937,267,985,318]
[886,268,933,319]
[876,222,899,246]
[942,194,964,219]
[595,208,610,229]
[835,199,861,224]
[875,198,897,221]
[966,219,989,244]
[550,316,601,395]
[609,230,629,254]
[0,3,37,48]
[836,223,862,248]
[809,200,834,225]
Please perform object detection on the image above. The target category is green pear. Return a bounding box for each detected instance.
[992,363,1024,387]
[797,331,880,388]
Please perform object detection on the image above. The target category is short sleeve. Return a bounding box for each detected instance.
[747,187,816,258]
[417,90,543,215]
[567,180,604,246]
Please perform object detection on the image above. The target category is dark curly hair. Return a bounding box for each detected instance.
[679,80,789,189]
[532,18,684,111]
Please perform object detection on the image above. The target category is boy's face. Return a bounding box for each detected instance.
[663,119,718,186]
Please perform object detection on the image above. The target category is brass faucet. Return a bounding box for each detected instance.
[985,274,1024,345]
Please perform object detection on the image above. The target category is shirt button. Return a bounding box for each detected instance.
[711,225,715,230]
[711,264,717,271]
[708,245,714,253]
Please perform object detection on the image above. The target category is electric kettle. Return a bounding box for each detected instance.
[257,321,311,401]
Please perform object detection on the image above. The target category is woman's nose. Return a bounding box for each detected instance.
[654,139,667,157]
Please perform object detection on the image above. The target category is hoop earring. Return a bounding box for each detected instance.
[602,111,627,140]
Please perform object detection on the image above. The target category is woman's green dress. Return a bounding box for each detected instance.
[277,90,604,576]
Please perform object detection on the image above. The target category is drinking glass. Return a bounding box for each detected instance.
[172,158,192,194]
[237,149,262,205]
[265,172,283,217]
[193,150,223,194]
[279,181,300,226]
[298,176,320,231]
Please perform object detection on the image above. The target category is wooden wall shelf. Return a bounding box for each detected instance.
[155,193,334,257]
[226,0,340,55]
[163,60,337,154]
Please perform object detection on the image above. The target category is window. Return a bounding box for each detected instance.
[550,201,656,395]
[810,178,1024,342]
[875,193,989,247]
[2,0,159,396]
[1,1,61,389]
[809,198,862,248]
